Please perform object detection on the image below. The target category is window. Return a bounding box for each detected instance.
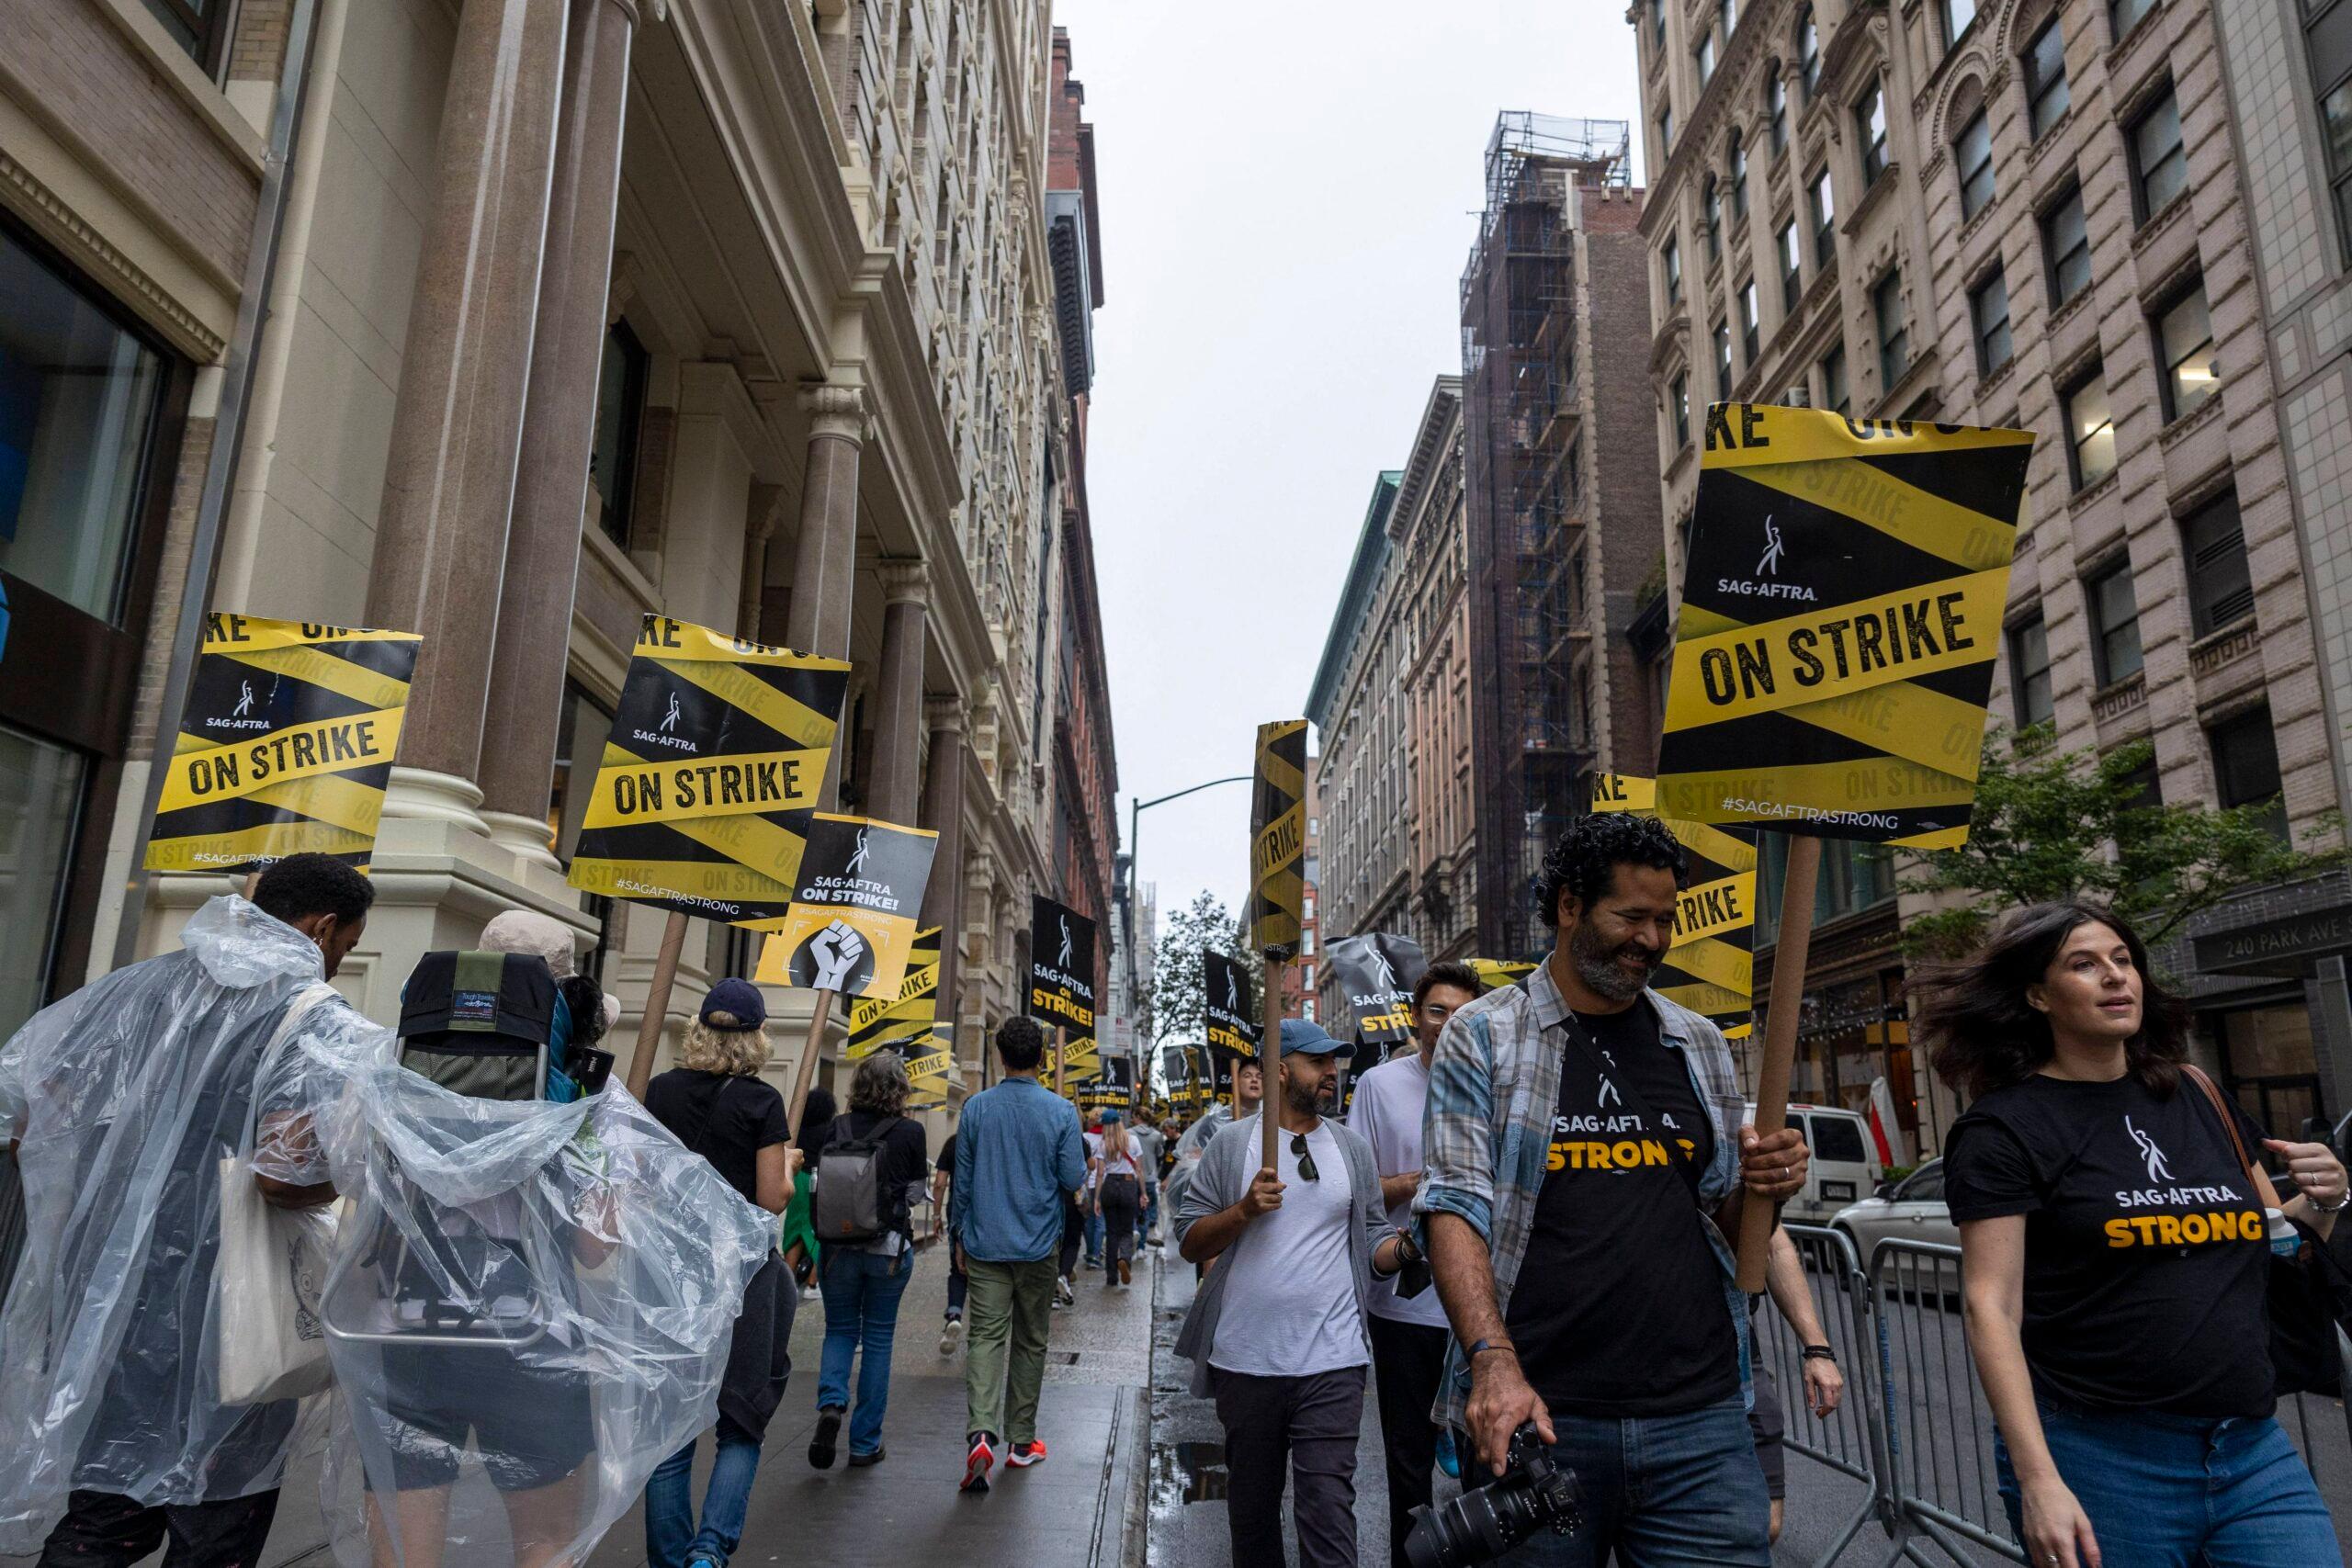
[2131,87,2188,220]
[139,0,230,68]
[1302,998,1317,1021]
[1300,929,1315,955]
[2155,283,2217,423]
[2211,706,2288,838]
[2042,185,2091,309]
[1810,1114,1869,1162]
[2009,614,2054,726]
[1730,132,1749,220]
[2025,17,2071,140]
[1714,318,1734,393]
[1944,0,1978,44]
[1809,165,1837,257]
[2182,490,2255,636]
[2086,558,2143,685]
[1663,236,1683,304]
[1722,0,1739,38]
[1956,108,1996,220]
[1779,220,1803,309]
[1698,32,1716,86]
[1658,105,1677,157]
[1671,373,1691,447]
[2312,0,2352,259]
[590,320,650,547]
[1874,270,1908,389]
[1769,74,1789,152]
[1739,279,1760,362]
[1652,0,1668,51]
[2063,366,2117,490]
[1799,5,1821,99]
[1858,83,1890,186]
[1705,177,1724,261]
[1821,344,1850,414]
[2112,0,2158,39]
[1971,267,2014,376]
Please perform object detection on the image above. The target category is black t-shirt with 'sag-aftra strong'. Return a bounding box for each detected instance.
[1504,999,1739,1418]
[1944,1072,2275,1418]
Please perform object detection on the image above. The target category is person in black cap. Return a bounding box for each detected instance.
[1171,1018,1419,1568]
[639,978,800,1568]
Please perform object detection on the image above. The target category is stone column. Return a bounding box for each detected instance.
[865,560,931,824]
[919,696,967,1060]
[479,0,639,869]
[964,847,999,1083]
[366,0,570,820]
[783,385,865,658]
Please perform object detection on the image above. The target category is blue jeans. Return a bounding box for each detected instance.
[817,1247,913,1454]
[1496,1393,1770,1566]
[1085,1202,1104,1261]
[644,1413,762,1568]
[1144,1181,1159,1237]
[1995,1398,2343,1566]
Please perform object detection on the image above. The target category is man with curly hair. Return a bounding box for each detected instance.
[1415,813,1812,1566]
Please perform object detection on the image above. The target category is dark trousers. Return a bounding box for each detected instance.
[1100,1175,1141,1267]
[37,1489,280,1568]
[1058,1193,1085,1277]
[1368,1315,1451,1568]
[946,1232,968,1316]
[1210,1365,1367,1568]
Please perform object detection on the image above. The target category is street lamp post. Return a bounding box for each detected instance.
[1121,774,1251,1096]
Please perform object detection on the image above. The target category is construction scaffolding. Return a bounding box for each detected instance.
[1460,114,1631,961]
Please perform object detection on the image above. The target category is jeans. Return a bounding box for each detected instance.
[1085,1201,1104,1262]
[644,1413,762,1568]
[817,1247,914,1455]
[1367,1316,1450,1568]
[1144,1181,1160,1237]
[36,1489,280,1568]
[1994,1398,2343,1567]
[1495,1393,1769,1566]
[965,1256,1058,1443]
[1211,1366,1368,1568]
[945,1232,967,1318]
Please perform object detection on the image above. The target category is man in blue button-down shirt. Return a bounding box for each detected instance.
[952,1015,1086,1494]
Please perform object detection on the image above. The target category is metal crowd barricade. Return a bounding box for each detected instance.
[1763,1225,1895,1566]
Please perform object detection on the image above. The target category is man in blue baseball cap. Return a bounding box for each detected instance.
[1172,1018,1420,1568]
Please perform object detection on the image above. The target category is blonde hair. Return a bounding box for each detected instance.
[678,1017,772,1077]
[1102,1120,1132,1167]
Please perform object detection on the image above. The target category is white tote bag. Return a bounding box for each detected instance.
[215,981,342,1405]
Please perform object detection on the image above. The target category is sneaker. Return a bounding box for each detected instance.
[849,1445,887,1468]
[940,1316,964,1356]
[1084,1256,1102,1270]
[1119,1258,1133,1287]
[684,1554,722,1568]
[962,1433,997,1494]
[1055,1275,1075,1306]
[1007,1439,1047,1469]
[809,1408,843,1470]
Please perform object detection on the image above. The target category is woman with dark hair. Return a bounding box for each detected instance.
[805,1053,927,1470]
[1925,901,2348,1568]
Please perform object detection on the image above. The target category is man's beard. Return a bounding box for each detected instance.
[1570,920,1662,1002]
[1283,1074,1330,1116]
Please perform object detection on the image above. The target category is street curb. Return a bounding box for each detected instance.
[1117,1252,1158,1568]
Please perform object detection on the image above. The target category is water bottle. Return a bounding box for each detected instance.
[2266,1206,2301,1258]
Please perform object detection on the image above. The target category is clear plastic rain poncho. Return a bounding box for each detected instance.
[0,896,374,1553]
[265,994,774,1568]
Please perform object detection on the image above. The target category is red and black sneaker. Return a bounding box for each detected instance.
[961,1432,997,1494]
[1007,1439,1048,1469]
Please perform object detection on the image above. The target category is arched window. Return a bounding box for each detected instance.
[1797,5,1821,100]
[1950,79,1993,218]
[1730,130,1749,220]
[1767,71,1789,152]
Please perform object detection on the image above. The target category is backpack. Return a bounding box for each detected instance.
[397,950,558,1102]
[811,1114,906,1244]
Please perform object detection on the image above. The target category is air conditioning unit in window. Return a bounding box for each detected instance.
[1782,384,1811,408]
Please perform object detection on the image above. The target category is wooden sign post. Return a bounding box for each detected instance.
[625,908,693,1099]
[1260,960,1284,1177]
[1248,718,1310,1183]
[1735,836,1820,1291]
[787,987,839,1139]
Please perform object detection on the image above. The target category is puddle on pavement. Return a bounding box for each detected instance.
[1153,1439,1230,1508]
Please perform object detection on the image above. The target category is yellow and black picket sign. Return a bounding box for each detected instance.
[753,814,938,1001]
[845,926,941,1059]
[1591,773,1757,1041]
[1203,951,1259,1058]
[1249,720,1309,956]
[147,615,422,873]
[1027,895,1098,1032]
[902,1023,953,1110]
[571,615,852,922]
[1056,1035,1102,1098]
[1468,958,1536,992]
[1653,405,2032,847]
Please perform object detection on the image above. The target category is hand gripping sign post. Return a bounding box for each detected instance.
[146,615,422,873]
[1654,403,2031,1288]
[1027,895,1098,1099]
[1589,773,1758,1043]
[1329,933,1428,1057]
[569,615,852,1097]
[1249,720,1309,1177]
[754,813,939,1134]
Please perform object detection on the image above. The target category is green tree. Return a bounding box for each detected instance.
[1148,891,1261,1049]
[1900,728,2342,960]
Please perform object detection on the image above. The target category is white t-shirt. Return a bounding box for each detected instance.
[1348,1052,1449,1328]
[1208,1118,1368,1378]
[1083,1129,1103,1191]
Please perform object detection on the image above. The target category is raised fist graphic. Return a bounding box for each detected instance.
[808,919,866,990]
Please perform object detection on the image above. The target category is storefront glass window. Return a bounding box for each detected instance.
[0,725,87,1039]
[0,228,164,622]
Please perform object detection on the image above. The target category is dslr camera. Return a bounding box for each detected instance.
[1403,1422,1583,1568]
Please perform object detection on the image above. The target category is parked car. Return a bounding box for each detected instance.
[1829,1158,1960,1263]
[1745,1100,1882,1226]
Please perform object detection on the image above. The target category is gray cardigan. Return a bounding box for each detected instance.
[1170,1112,1394,1398]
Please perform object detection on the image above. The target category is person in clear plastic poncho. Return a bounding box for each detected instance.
[285,938,775,1568]
[0,855,376,1565]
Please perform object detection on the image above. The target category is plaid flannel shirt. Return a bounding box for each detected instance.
[1410,960,1753,1431]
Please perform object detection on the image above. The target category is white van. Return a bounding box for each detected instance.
[1742,1101,1883,1227]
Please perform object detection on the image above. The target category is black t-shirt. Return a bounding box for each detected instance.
[644,1068,791,1205]
[1504,999,1739,1417]
[937,1133,958,1190]
[1944,1072,2275,1418]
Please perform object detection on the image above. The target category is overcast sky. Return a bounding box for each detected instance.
[1054,2,1643,937]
